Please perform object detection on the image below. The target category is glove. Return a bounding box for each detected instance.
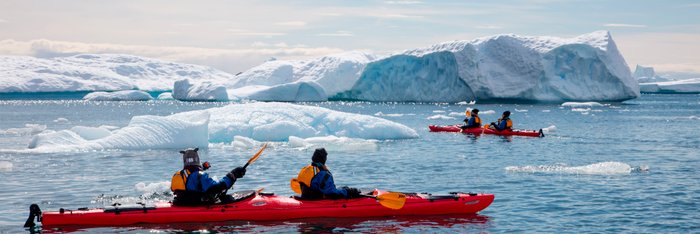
[345,187,362,198]
[227,167,246,179]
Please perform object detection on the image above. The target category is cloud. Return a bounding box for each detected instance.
[0,39,344,74]
[603,23,647,28]
[475,25,503,29]
[377,14,424,19]
[0,19,7,23]
[275,21,307,27]
[317,31,354,37]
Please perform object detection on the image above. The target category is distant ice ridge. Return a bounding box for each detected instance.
[0,124,46,135]
[633,65,672,83]
[25,102,417,152]
[0,54,234,93]
[639,78,700,93]
[335,31,639,102]
[83,90,153,101]
[505,162,649,175]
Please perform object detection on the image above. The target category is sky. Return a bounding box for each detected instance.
[0,0,699,74]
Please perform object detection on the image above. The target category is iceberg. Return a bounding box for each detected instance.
[333,31,639,102]
[83,90,153,101]
[288,136,378,152]
[633,65,672,83]
[156,92,174,100]
[0,54,234,93]
[28,111,210,151]
[232,52,376,97]
[172,79,229,102]
[639,78,700,93]
[25,102,418,152]
[233,81,327,102]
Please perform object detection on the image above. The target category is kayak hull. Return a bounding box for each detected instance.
[39,191,494,227]
[428,125,544,137]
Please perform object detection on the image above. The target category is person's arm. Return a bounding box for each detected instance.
[199,172,234,194]
[314,171,348,198]
[466,117,476,128]
[497,119,507,130]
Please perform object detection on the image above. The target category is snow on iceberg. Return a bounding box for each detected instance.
[0,124,47,135]
[27,111,210,152]
[233,81,326,102]
[201,102,419,142]
[83,90,153,101]
[232,52,376,97]
[25,102,417,152]
[639,78,700,93]
[0,54,234,93]
[335,31,639,102]
[173,79,229,102]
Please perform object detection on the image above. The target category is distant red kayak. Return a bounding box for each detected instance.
[30,190,494,227]
[429,125,544,137]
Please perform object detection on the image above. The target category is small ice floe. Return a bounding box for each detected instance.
[53,118,70,124]
[542,110,551,112]
[456,100,476,105]
[157,92,174,100]
[231,135,260,150]
[561,102,604,107]
[0,161,13,172]
[432,110,446,113]
[505,162,649,175]
[515,109,528,112]
[374,112,404,117]
[289,136,378,151]
[541,125,556,133]
[83,90,153,101]
[427,115,455,120]
[0,124,46,135]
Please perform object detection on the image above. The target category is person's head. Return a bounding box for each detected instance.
[472,109,479,115]
[312,148,328,164]
[502,111,511,118]
[180,148,201,169]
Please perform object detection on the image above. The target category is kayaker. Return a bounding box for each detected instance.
[460,108,481,130]
[170,148,246,205]
[295,148,362,199]
[490,111,513,131]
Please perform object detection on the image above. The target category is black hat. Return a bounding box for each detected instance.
[503,111,511,117]
[180,148,200,168]
[472,109,479,114]
[312,148,328,164]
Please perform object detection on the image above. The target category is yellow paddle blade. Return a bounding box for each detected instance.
[290,178,302,194]
[376,192,407,210]
[246,143,268,166]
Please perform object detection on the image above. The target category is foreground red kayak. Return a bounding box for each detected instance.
[429,125,544,137]
[28,190,494,227]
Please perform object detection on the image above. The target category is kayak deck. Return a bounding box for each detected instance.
[36,190,494,227]
[428,125,544,137]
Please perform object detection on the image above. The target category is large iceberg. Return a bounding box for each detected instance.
[25,102,418,152]
[0,54,233,93]
[335,31,639,102]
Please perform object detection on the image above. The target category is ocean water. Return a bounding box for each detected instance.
[1,94,699,233]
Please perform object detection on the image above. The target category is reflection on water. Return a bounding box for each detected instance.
[37,215,490,233]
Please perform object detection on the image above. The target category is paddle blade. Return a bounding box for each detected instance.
[244,143,268,168]
[376,192,407,210]
[290,178,302,194]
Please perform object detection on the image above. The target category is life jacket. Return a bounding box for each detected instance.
[498,117,512,130]
[171,169,191,192]
[474,115,481,125]
[296,164,332,199]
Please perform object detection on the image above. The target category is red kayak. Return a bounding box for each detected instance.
[29,190,494,227]
[429,125,544,137]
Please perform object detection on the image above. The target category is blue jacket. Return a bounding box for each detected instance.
[494,117,511,131]
[464,116,480,128]
[185,169,234,193]
[310,165,348,198]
